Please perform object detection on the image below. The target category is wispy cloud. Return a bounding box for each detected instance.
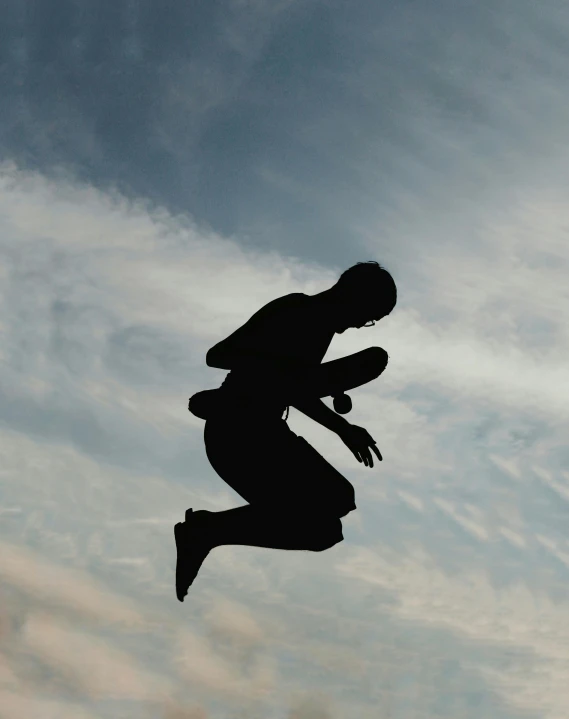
[0,153,568,717]
[1,1,569,716]
[0,541,145,628]
[22,613,173,700]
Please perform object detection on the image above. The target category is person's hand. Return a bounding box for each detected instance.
[337,423,382,467]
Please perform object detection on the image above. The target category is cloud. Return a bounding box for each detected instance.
[489,455,523,482]
[337,545,569,716]
[203,597,265,648]
[533,465,569,504]
[434,498,490,542]
[0,155,567,719]
[287,692,335,719]
[0,541,146,628]
[21,613,173,701]
[2,4,569,708]
[0,654,20,689]
[0,691,103,719]
[498,527,526,550]
[397,490,424,513]
[160,704,209,719]
[173,598,277,704]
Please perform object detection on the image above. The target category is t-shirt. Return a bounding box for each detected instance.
[210,293,335,418]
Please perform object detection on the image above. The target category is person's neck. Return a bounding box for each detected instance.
[307,287,342,326]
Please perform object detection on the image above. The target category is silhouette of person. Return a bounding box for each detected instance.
[176,261,397,601]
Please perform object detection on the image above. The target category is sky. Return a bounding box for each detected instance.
[1,0,569,717]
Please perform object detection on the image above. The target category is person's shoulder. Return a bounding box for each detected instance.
[247,293,307,327]
[281,292,307,304]
[261,292,307,312]
[277,292,308,306]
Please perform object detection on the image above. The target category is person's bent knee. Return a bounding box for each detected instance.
[310,534,343,552]
[295,497,355,520]
[337,500,356,518]
[309,519,343,551]
[334,484,357,519]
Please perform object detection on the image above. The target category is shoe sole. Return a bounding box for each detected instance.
[174,508,194,602]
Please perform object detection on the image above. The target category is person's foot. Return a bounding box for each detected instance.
[174,509,213,602]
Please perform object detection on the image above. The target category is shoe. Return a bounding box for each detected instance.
[174,509,212,602]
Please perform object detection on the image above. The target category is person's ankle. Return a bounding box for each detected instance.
[194,509,212,523]
[194,510,217,544]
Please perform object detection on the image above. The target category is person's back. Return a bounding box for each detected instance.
[201,292,336,422]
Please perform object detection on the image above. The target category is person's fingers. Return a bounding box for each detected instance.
[370,444,382,462]
[360,446,374,466]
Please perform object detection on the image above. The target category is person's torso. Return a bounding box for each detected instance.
[215,293,334,418]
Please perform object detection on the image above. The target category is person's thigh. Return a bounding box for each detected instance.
[204,416,356,518]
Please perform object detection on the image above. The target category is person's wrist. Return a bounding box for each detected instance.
[333,416,351,435]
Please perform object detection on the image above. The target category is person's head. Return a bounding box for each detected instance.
[329,261,397,333]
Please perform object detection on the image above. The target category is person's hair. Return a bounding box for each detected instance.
[336,261,397,315]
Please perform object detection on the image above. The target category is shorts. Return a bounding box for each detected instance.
[203,415,356,519]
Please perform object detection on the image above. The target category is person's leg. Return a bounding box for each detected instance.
[175,418,356,601]
[199,504,344,551]
[175,505,344,601]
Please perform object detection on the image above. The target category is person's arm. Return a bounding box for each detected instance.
[289,395,350,435]
[209,344,340,413]
[206,293,304,371]
[206,343,296,371]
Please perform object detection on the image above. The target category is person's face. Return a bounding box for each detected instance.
[334,304,386,334]
[314,286,388,333]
